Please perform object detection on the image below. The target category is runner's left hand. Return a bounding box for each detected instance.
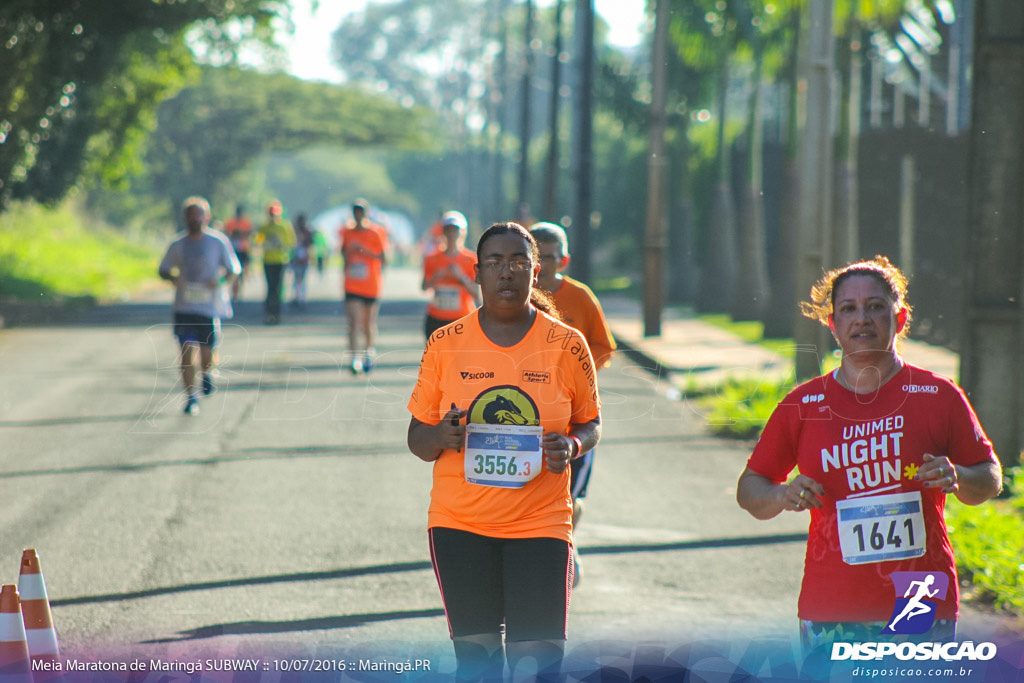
[919,453,958,494]
[542,433,573,474]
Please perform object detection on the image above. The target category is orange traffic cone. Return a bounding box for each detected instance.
[0,584,33,683]
[17,550,60,679]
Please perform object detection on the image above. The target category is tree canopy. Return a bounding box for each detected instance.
[144,66,433,215]
[0,0,283,208]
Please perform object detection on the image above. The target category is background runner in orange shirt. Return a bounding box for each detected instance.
[407,222,601,682]
[223,204,252,302]
[421,210,480,339]
[530,221,616,587]
[339,199,388,373]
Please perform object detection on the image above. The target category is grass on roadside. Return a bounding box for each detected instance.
[946,467,1024,615]
[700,375,794,439]
[0,200,162,303]
[700,314,801,358]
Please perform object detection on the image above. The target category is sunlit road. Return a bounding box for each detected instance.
[1,266,1009,673]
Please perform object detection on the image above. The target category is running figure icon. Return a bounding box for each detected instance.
[888,574,939,631]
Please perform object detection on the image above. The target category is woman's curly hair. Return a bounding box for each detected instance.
[799,255,912,339]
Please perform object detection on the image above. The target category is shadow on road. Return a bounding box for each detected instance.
[1,299,428,329]
[0,442,410,480]
[143,608,448,643]
[581,532,807,557]
[52,531,806,616]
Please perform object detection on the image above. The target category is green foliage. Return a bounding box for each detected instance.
[261,147,421,221]
[0,0,284,209]
[144,66,433,217]
[0,201,160,301]
[946,468,1024,614]
[700,375,794,439]
[699,313,804,357]
[83,35,199,191]
[332,0,483,117]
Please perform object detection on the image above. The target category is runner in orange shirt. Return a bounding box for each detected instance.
[421,210,480,339]
[408,222,601,682]
[339,199,388,374]
[223,205,252,302]
[530,221,616,587]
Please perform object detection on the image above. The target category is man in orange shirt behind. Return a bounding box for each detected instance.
[530,221,616,587]
[339,199,389,374]
[421,210,480,340]
[223,205,252,302]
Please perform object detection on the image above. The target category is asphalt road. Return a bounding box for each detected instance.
[0,266,1015,678]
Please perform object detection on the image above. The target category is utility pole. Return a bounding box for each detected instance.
[643,0,668,337]
[571,0,594,284]
[960,0,1024,468]
[491,0,512,219]
[542,0,564,222]
[517,0,535,223]
[794,0,834,380]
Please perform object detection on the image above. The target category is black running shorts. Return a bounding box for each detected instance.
[428,527,572,642]
[173,313,220,348]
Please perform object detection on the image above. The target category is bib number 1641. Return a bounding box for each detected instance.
[836,491,926,565]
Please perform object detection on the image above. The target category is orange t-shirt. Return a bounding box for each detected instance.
[340,225,388,298]
[549,276,616,369]
[224,216,253,252]
[423,248,478,321]
[423,222,445,257]
[407,309,601,542]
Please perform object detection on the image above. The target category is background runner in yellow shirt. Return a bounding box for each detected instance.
[254,200,295,325]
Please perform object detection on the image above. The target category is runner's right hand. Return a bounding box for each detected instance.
[438,406,466,452]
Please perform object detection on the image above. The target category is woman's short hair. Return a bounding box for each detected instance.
[528,222,570,258]
[800,254,912,338]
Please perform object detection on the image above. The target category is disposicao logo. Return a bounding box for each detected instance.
[830,571,997,663]
[882,571,948,635]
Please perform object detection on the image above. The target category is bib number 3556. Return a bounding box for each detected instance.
[464,424,542,489]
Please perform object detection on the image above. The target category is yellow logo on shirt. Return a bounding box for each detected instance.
[469,385,539,426]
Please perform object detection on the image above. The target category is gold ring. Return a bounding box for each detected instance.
[799,489,806,499]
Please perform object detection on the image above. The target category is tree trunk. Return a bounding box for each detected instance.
[668,115,698,306]
[763,6,803,338]
[732,46,771,321]
[960,0,1024,468]
[697,43,738,313]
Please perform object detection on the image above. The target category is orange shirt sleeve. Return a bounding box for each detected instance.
[554,279,616,369]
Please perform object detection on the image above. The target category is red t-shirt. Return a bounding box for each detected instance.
[423,248,478,321]
[407,309,601,542]
[746,363,997,622]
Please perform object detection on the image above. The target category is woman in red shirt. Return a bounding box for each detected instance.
[737,255,1002,651]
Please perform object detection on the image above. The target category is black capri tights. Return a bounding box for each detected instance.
[429,527,573,642]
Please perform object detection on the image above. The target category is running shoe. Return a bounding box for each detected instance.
[201,373,215,396]
[183,396,200,416]
[349,357,363,375]
[362,355,374,374]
